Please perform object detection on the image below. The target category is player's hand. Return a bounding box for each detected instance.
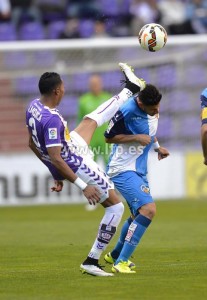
[51,180,64,192]
[155,147,170,160]
[83,185,101,205]
[135,134,151,146]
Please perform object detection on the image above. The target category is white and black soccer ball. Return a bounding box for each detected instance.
[138,23,167,52]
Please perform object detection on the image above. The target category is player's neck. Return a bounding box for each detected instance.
[40,96,57,109]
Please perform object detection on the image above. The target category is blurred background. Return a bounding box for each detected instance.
[0,0,207,205]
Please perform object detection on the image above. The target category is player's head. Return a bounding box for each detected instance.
[89,74,103,96]
[137,84,162,116]
[39,72,65,102]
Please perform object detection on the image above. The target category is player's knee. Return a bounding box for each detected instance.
[117,202,125,217]
[106,202,124,217]
[104,202,124,229]
[139,203,156,220]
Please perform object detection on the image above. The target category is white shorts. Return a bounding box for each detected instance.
[70,131,114,203]
[76,159,114,203]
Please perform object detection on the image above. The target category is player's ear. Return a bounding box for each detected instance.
[54,87,60,95]
[137,98,143,107]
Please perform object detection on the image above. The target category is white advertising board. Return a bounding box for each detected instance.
[0,152,185,206]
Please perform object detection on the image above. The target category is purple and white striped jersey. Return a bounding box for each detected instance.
[26,99,83,179]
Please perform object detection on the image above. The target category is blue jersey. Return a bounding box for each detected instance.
[201,88,207,125]
[105,97,158,177]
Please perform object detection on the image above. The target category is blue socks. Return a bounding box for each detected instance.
[111,217,132,259]
[115,214,151,264]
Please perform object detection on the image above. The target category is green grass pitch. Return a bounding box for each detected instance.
[0,199,207,300]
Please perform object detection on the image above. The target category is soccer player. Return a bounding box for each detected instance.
[104,82,170,274]
[200,88,207,164]
[25,62,146,277]
[77,74,112,211]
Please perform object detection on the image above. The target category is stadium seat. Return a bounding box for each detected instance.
[19,22,45,40]
[47,20,66,39]
[134,68,151,85]
[179,116,200,137]
[155,64,177,88]
[58,95,78,118]
[120,0,131,11]
[78,20,94,38]
[0,23,17,41]
[59,74,73,94]
[157,116,173,139]
[184,65,207,86]
[100,0,120,16]
[72,73,91,93]
[167,90,191,112]
[101,71,123,90]
[14,76,39,95]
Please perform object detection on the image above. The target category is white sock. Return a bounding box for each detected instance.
[88,202,124,260]
[84,88,133,127]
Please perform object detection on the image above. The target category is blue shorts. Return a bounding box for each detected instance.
[111,171,154,216]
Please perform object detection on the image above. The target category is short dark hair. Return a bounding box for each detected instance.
[139,84,162,106]
[38,72,62,95]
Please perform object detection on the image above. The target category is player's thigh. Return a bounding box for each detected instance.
[76,157,115,204]
[74,118,97,145]
[111,171,154,216]
[101,189,121,208]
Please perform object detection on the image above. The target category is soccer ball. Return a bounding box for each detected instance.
[138,23,167,52]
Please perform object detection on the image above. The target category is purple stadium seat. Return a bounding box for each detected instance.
[179,116,200,137]
[0,23,17,41]
[101,71,123,90]
[155,64,177,88]
[72,73,91,93]
[157,116,173,139]
[167,90,191,112]
[14,76,39,94]
[58,95,78,118]
[79,20,94,38]
[100,0,120,16]
[47,20,66,39]
[134,68,151,84]
[184,65,206,86]
[19,22,45,40]
[60,75,72,93]
[120,0,131,12]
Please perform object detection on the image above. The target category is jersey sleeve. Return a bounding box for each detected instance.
[104,109,131,138]
[200,88,207,124]
[43,115,62,148]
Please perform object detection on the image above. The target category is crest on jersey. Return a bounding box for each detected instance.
[141,185,150,193]
[202,107,207,120]
[48,128,57,139]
